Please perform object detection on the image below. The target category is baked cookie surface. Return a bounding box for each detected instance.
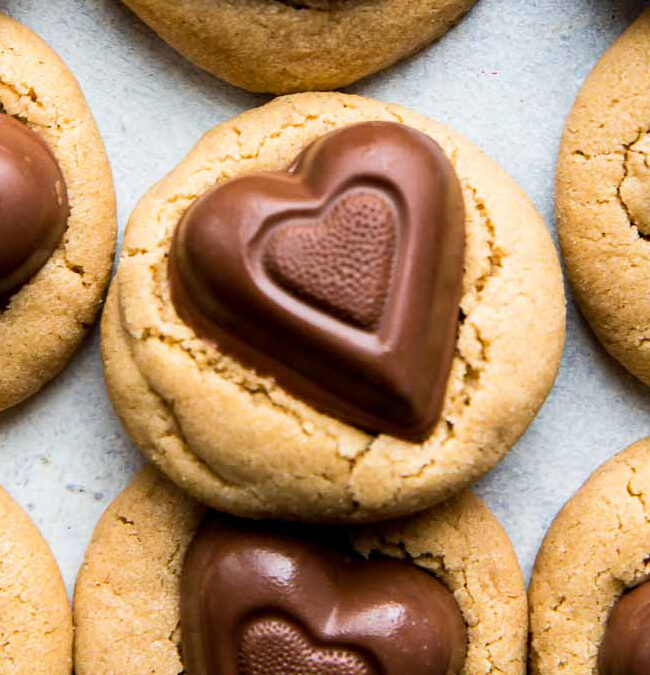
[0,15,116,411]
[529,438,650,675]
[74,465,527,675]
[120,0,478,93]
[103,92,565,522]
[0,484,72,675]
[557,9,650,385]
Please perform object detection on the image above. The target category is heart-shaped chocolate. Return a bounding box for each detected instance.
[169,122,465,440]
[0,113,69,297]
[181,515,467,675]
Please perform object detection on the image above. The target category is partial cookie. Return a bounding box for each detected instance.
[120,0,478,93]
[0,14,116,410]
[0,484,73,675]
[529,438,650,675]
[557,9,650,385]
[74,465,527,675]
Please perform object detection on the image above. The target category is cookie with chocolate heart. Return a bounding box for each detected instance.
[118,0,478,94]
[0,15,116,410]
[103,92,565,522]
[73,466,528,675]
[0,482,72,674]
[530,438,650,675]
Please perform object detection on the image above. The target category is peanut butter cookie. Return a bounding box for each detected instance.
[102,92,565,522]
[530,438,650,675]
[557,8,650,385]
[0,483,72,675]
[0,15,117,410]
[74,465,527,675]
[119,0,478,93]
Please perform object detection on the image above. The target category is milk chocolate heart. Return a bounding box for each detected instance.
[169,122,465,440]
[0,113,69,297]
[180,515,468,675]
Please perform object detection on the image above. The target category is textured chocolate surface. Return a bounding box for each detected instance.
[265,190,397,331]
[169,122,465,440]
[599,581,650,675]
[181,515,467,675]
[0,113,69,297]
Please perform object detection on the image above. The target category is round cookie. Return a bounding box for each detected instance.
[0,484,73,675]
[529,438,650,674]
[0,14,116,410]
[557,9,650,385]
[119,0,478,94]
[74,465,528,675]
[103,92,565,522]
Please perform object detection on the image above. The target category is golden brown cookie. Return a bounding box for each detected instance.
[102,92,565,522]
[119,0,478,93]
[0,484,72,675]
[529,438,650,675]
[74,465,527,675]
[0,14,116,410]
[557,8,650,385]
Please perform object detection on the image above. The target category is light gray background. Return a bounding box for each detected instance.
[0,0,648,595]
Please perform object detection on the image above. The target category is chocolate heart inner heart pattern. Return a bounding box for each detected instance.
[265,191,396,331]
[239,617,374,675]
[180,515,468,675]
[169,121,465,440]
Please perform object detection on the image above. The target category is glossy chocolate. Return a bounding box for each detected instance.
[0,113,69,297]
[181,515,467,675]
[599,581,650,675]
[169,122,465,440]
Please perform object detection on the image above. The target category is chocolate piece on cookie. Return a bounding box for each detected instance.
[181,514,467,675]
[599,581,650,675]
[0,114,69,297]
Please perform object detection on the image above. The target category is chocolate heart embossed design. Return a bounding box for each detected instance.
[181,515,468,675]
[239,617,374,675]
[0,114,69,297]
[169,122,465,440]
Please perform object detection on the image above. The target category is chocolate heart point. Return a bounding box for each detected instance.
[169,121,465,440]
[264,190,396,330]
[240,617,375,675]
